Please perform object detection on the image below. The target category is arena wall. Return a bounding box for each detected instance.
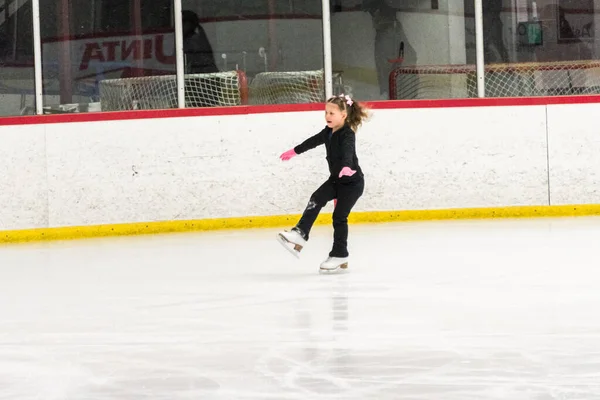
[1,97,599,243]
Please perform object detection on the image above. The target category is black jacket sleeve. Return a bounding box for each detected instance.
[294,128,326,154]
[340,130,356,168]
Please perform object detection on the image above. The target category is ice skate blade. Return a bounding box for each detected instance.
[319,263,349,274]
[276,233,301,259]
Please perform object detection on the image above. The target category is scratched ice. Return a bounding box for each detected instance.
[1,217,600,399]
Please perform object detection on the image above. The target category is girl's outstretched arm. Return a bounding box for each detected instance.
[280,128,326,161]
[294,128,327,154]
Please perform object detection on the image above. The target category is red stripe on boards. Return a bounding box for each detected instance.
[1,95,600,127]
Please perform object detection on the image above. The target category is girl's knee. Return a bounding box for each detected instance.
[309,195,329,208]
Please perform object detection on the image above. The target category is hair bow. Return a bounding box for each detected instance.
[339,94,353,107]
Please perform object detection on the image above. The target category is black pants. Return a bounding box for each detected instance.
[296,177,364,258]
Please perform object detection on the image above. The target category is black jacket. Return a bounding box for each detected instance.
[294,124,363,182]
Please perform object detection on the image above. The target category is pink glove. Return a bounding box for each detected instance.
[280,149,297,161]
[334,198,337,208]
[339,166,356,178]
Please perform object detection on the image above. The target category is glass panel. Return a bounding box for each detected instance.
[480,0,599,97]
[0,0,35,116]
[331,0,469,100]
[180,0,324,107]
[40,0,175,113]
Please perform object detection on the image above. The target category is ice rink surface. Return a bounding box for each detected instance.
[2,217,600,399]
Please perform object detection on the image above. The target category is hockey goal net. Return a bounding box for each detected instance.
[389,60,600,100]
[248,69,325,105]
[99,70,248,111]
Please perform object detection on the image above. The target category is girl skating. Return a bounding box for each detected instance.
[278,94,369,274]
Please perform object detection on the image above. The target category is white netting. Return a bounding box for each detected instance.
[390,60,600,100]
[99,71,248,111]
[248,69,325,104]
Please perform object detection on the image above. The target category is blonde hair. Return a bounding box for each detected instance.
[327,95,370,132]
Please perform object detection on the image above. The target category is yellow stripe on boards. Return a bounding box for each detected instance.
[2,204,600,245]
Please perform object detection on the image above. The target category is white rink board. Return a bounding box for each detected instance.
[358,105,548,211]
[44,111,329,227]
[547,102,600,205]
[46,115,245,227]
[43,106,548,228]
[2,101,598,231]
[0,124,48,230]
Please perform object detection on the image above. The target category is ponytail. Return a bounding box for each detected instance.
[327,95,370,132]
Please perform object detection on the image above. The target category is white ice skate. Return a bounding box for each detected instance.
[277,228,306,258]
[319,256,349,274]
